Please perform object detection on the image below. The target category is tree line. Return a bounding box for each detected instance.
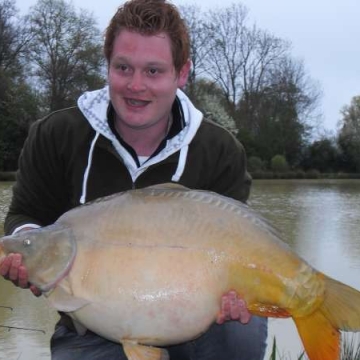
[0,0,359,176]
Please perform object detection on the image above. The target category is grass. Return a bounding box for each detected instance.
[269,335,360,360]
[269,337,306,360]
[342,335,360,360]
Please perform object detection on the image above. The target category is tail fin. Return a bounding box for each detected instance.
[294,309,340,360]
[320,275,360,331]
[294,275,360,360]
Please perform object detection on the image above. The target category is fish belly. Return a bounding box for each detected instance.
[62,244,229,346]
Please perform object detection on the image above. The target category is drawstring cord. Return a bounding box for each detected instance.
[171,145,189,182]
[80,132,100,204]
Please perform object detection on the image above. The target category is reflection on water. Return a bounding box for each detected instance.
[0,179,360,359]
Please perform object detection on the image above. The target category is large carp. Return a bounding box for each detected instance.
[1,183,360,360]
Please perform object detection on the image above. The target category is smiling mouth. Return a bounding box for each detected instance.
[125,98,150,107]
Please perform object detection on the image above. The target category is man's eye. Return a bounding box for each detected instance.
[148,68,158,75]
[113,64,129,72]
[119,65,129,71]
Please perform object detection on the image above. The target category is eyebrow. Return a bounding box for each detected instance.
[111,56,169,67]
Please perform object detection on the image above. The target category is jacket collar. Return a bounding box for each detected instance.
[77,86,203,197]
[107,96,185,167]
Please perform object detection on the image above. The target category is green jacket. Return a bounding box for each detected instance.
[5,87,251,235]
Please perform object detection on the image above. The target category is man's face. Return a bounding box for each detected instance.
[108,29,190,131]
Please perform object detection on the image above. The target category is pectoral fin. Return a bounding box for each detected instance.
[44,281,89,312]
[122,341,169,360]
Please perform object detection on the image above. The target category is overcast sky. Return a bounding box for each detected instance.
[15,0,360,134]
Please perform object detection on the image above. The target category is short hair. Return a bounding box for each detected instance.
[104,0,190,74]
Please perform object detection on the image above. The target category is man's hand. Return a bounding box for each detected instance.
[216,290,251,324]
[0,253,42,297]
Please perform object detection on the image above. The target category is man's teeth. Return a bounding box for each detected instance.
[127,99,148,106]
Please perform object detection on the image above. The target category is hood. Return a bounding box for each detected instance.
[77,86,203,203]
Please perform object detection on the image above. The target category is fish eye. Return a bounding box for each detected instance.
[23,239,32,246]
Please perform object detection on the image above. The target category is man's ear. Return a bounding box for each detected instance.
[177,60,192,88]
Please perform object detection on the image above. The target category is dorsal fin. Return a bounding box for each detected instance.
[145,183,190,191]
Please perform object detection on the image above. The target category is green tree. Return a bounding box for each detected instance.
[187,79,237,134]
[270,154,288,172]
[301,137,339,172]
[26,0,106,111]
[337,96,360,172]
[236,57,319,166]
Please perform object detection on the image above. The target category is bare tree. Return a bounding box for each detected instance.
[203,4,290,118]
[204,3,249,111]
[0,0,31,75]
[26,0,106,111]
[179,5,209,96]
[180,2,322,166]
[0,0,36,120]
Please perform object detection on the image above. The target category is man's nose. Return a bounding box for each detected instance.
[127,71,146,92]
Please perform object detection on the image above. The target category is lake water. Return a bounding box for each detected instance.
[1,179,360,359]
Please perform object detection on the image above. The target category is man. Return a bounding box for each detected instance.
[1,0,268,359]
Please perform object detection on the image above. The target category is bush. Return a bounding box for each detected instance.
[248,156,265,172]
[250,171,274,179]
[336,172,360,179]
[305,169,321,179]
[271,155,289,173]
[0,172,16,181]
[294,170,306,179]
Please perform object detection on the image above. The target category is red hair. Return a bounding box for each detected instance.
[104,0,190,74]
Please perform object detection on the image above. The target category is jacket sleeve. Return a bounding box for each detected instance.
[208,134,252,203]
[4,118,71,235]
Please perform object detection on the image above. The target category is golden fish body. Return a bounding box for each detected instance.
[1,184,360,360]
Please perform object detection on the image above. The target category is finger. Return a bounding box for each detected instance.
[236,298,251,324]
[216,311,226,324]
[220,292,232,321]
[0,253,13,277]
[17,265,29,289]
[30,285,42,297]
[227,291,251,324]
[8,253,22,281]
[229,292,242,320]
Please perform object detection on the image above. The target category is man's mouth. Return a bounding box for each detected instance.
[125,98,150,107]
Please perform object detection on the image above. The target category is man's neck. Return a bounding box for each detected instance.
[115,116,172,157]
